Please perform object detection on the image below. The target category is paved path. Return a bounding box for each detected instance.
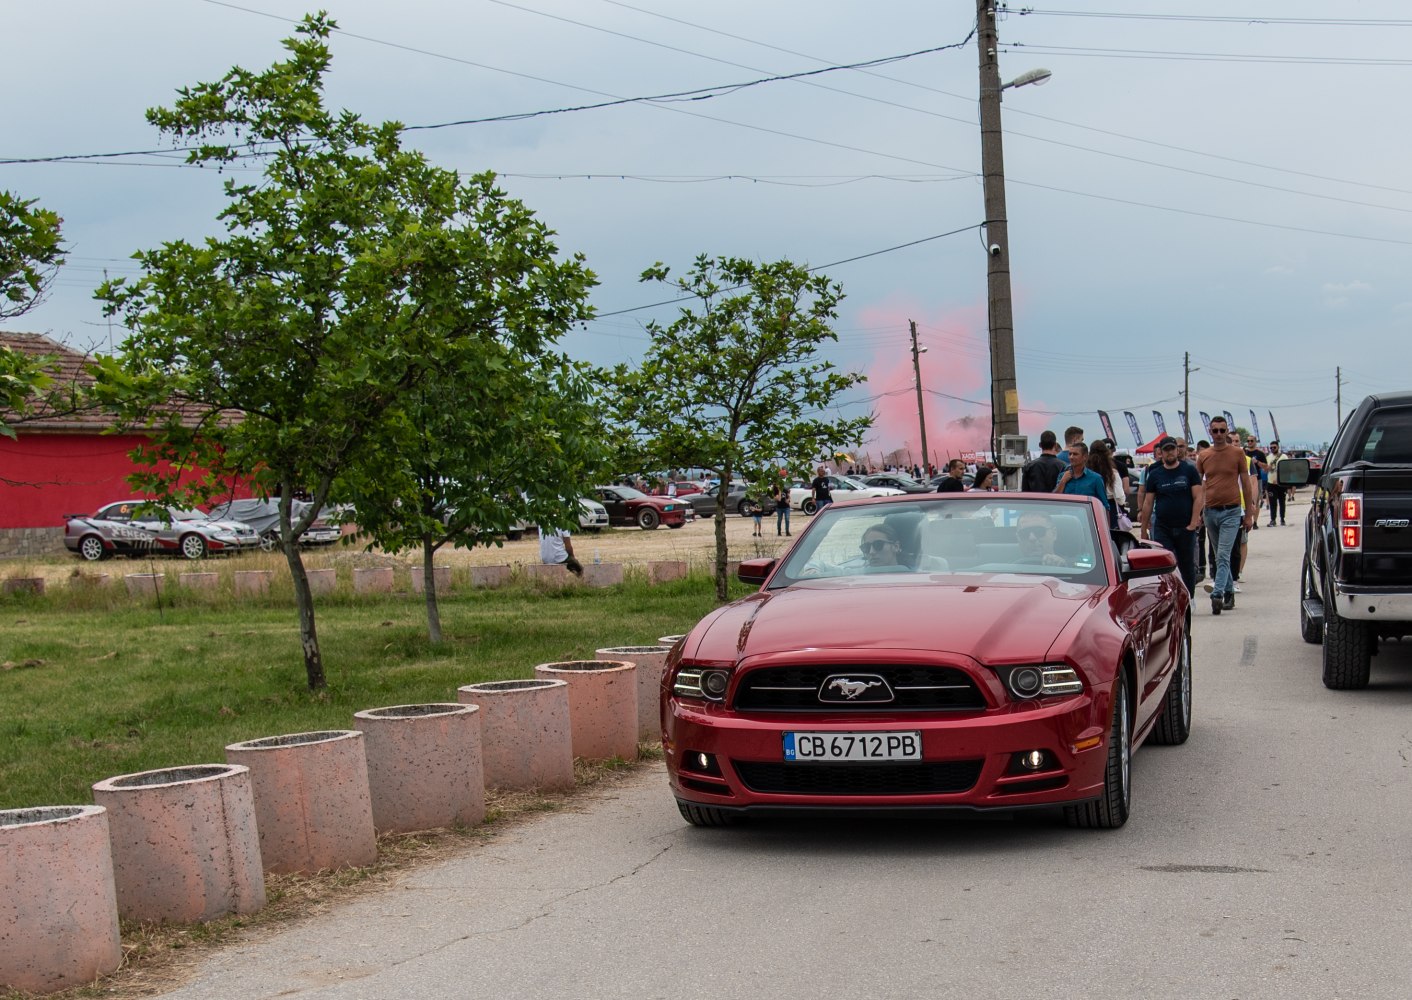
[162,500,1412,999]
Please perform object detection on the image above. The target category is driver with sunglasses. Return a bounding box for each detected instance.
[1016,511,1071,567]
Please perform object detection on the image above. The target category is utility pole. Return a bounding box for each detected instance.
[1336,366,1343,426]
[976,0,1019,463]
[910,320,930,477]
[1183,351,1199,443]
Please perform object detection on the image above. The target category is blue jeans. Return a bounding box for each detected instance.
[1202,506,1243,598]
[1151,522,1196,595]
[776,503,790,534]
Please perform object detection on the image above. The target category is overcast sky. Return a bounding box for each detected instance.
[7,0,1412,456]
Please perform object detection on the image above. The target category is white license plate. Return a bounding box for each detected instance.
[783,731,922,762]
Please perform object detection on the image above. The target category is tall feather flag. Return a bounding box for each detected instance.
[1222,410,1236,430]
[1199,412,1213,438]
[1151,411,1167,436]
[1178,411,1194,444]
[1096,410,1117,443]
[1122,411,1143,447]
[1268,410,1281,443]
[1249,410,1261,443]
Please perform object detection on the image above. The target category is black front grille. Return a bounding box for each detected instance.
[733,759,983,796]
[734,666,985,712]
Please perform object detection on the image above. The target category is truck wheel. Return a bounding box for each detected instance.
[1299,558,1323,645]
[1322,583,1372,690]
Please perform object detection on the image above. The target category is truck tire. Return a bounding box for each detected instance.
[1300,558,1323,645]
[1322,583,1372,690]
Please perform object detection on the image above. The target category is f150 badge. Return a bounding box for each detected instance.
[1374,519,1410,528]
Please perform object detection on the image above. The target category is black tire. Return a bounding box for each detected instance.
[738,499,759,516]
[801,498,818,516]
[1150,628,1192,746]
[78,534,107,562]
[677,800,739,827]
[1064,673,1132,829]
[1322,579,1372,690]
[506,529,524,542]
[1300,557,1323,645]
[637,508,660,530]
[583,526,602,534]
[178,533,208,560]
[668,522,685,530]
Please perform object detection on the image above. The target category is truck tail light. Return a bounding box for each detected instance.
[1339,493,1362,553]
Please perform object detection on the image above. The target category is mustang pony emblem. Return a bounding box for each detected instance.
[828,678,882,700]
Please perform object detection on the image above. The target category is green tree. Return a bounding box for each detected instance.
[95,15,596,689]
[614,255,870,600]
[340,350,607,644]
[0,191,65,437]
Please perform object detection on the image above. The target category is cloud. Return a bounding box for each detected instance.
[1322,280,1372,294]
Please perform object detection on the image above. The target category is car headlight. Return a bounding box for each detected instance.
[673,666,732,702]
[998,665,1083,700]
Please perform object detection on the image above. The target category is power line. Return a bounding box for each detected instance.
[1016,9,1412,27]
[1003,42,1412,67]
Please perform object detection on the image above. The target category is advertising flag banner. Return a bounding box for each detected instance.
[1249,410,1261,442]
[1122,411,1143,447]
[1151,411,1167,436]
[1268,410,1281,443]
[1097,410,1117,443]
[1178,411,1194,444]
[1223,410,1236,430]
[1199,411,1213,437]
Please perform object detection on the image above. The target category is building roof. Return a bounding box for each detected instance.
[0,331,209,432]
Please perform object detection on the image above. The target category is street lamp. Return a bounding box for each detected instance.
[976,0,1050,481]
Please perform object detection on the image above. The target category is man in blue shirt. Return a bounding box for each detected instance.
[1054,442,1110,513]
[1138,437,1204,593]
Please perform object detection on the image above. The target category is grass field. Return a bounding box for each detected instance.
[0,571,739,810]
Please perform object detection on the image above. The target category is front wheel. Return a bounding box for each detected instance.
[1299,558,1323,645]
[178,533,208,560]
[1064,673,1131,829]
[801,498,818,516]
[259,531,279,553]
[668,522,684,529]
[677,801,739,828]
[637,508,660,530]
[1150,628,1192,745]
[78,534,107,562]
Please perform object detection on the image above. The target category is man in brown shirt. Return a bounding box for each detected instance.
[1196,415,1256,615]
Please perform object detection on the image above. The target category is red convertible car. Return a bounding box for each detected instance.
[662,493,1190,829]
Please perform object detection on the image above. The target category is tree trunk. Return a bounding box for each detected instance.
[279,489,325,690]
[714,460,733,602]
[422,537,442,645]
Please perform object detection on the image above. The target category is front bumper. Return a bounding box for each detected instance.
[665,696,1109,812]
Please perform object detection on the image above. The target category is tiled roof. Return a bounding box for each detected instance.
[1,331,210,431]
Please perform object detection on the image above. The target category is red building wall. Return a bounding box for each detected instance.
[0,431,250,529]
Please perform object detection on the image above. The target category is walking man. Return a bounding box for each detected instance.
[1196,416,1256,615]
[1266,441,1289,526]
[1021,429,1066,494]
[810,466,834,513]
[1139,436,1203,594]
[936,459,967,493]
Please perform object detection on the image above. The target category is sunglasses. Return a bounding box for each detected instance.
[1017,526,1051,541]
[859,538,894,554]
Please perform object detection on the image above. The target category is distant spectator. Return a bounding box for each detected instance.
[936,459,967,493]
[1058,425,1085,466]
[1054,442,1110,513]
[1021,429,1065,493]
[539,525,583,577]
[810,466,834,513]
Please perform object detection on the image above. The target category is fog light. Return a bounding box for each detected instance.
[1020,750,1046,771]
[701,669,730,701]
[683,750,722,777]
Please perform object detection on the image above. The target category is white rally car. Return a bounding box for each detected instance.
[789,475,904,514]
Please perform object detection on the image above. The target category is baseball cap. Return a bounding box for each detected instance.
[1158,436,1179,449]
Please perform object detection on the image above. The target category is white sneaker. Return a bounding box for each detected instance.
[1233,584,1242,593]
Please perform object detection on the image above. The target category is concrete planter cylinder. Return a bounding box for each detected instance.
[305,567,337,595]
[532,660,638,762]
[0,806,122,994]
[596,646,672,742]
[225,730,376,875]
[582,562,624,588]
[91,764,265,923]
[353,566,393,594]
[233,569,272,596]
[124,572,163,597]
[408,566,452,594]
[470,565,510,588]
[179,571,219,591]
[658,634,687,647]
[648,560,687,584]
[457,679,574,792]
[351,704,484,834]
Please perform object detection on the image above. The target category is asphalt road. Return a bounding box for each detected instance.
[161,496,1412,1000]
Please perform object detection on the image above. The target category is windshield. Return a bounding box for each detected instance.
[771,498,1108,587]
[611,486,647,500]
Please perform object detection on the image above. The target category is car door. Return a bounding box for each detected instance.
[596,488,629,525]
[1112,538,1171,732]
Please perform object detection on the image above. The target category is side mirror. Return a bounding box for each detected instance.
[738,558,776,585]
[1123,546,1176,579]
[1271,458,1309,487]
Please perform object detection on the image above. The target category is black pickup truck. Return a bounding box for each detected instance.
[1300,392,1412,688]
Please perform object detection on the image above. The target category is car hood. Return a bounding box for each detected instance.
[696,576,1100,663]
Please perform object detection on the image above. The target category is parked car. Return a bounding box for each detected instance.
[577,497,610,532]
[662,492,1189,828]
[683,482,759,517]
[206,498,342,550]
[788,475,904,514]
[593,485,688,530]
[67,500,261,560]
[859,473,932,494]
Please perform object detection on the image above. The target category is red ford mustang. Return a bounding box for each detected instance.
[662,493,1191,829]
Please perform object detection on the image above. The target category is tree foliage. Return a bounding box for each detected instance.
[94,15,597,688]
[0,191,65,437]
[614,255,870,599]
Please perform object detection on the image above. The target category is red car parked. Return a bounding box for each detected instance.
[592,485,688,530]
[662,493,1190,829]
